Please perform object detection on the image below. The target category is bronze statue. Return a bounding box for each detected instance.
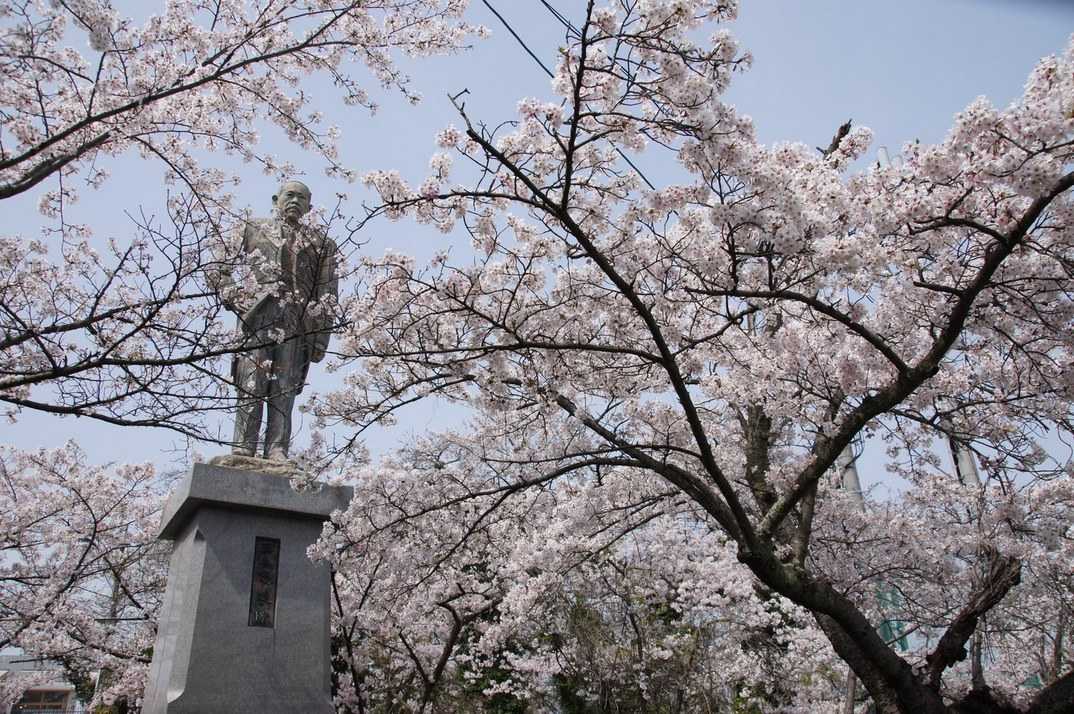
[217,180,338,460]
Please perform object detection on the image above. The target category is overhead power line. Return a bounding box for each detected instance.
[537,0,579,38]
[481,0,555,78]
[478,0,657,190]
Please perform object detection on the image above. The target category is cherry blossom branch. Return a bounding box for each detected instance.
[448,91,755,548]
[759,170,1074,541]
[687,287,908,374]
[925,548,1021,688]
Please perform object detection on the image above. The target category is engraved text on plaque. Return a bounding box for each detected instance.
[248,537,280,627]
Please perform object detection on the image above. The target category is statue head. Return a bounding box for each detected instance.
[272,180,312,224]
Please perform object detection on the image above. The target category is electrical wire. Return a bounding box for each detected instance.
[481,0,555,78]
[479,0,657,190]
[537,0,579,38]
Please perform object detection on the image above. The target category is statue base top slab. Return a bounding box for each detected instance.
[158,461,350,540]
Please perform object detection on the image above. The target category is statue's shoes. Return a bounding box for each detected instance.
[208,452,300,477]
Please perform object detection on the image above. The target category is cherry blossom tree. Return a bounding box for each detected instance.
[318,432,848,712]
[1,0,478,438]
[0,442,168,711]
[325,1,1074,711]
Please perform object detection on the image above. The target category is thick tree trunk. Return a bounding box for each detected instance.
[738,547,950,714]
[1026,669,1074,714]
[737,543,1074,714]
[815,613,908,714]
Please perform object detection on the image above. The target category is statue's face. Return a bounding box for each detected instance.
[273,181,312,223]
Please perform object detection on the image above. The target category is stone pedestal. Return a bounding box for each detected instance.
[142,463,352,714]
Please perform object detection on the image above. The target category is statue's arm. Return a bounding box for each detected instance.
[307,238,338,364]
[211,222,260,314]
[323,238,339,303]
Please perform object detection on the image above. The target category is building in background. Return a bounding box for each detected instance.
[0,655,87,714]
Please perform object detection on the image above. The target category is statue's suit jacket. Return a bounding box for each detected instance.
[233,217,339,390]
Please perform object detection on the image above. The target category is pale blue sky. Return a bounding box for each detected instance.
[7,1,1074,484]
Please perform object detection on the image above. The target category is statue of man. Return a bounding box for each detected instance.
[219,180,338,460]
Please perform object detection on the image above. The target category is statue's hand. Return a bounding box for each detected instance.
[223,282,272,321]
[306,333,329,364]
[217,288,247,316]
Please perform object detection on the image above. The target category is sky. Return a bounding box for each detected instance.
[6,0,1074,488]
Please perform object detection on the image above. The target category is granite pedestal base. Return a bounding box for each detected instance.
[142,463,352,714]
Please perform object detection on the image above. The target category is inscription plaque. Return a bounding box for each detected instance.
[248,537,280,627]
